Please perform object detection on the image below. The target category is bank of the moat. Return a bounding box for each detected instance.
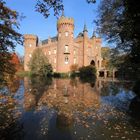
[0,77,140,140]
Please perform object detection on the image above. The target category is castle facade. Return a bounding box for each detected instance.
[24,14,102,73]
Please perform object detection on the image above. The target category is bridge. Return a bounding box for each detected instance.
[97,68,118,79]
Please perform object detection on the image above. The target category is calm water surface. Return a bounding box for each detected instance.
[0,77,140,140]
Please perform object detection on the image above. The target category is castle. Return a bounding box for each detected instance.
[24,13,102,73]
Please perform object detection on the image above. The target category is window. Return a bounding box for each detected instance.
[48,51,51,55]
[29,44,32,47]
[74,58,76,64]
[59,33,61,37]
[71,33,73,37]
[54,49,56,54]
[65,45,69,53]
[65,56,69,64]
[29,54,32,58]
[74,49,76,55]
[54,58,56,63]
[65,32,68,37]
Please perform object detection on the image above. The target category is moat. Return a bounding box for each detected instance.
[0,77,140,140]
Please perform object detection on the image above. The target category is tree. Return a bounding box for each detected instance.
[35,0,64,18]
[10,53,20,71]
[28,48,53,77]
[96,0,140,79]
[79,65,96,84]
[35,0,96,18]
[101,47,110,69]
[79,65,96,78]
[0,0,22,83]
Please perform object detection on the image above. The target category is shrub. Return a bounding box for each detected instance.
[79,65,96,78]
[53,72,70,78]
[53,72,61,78]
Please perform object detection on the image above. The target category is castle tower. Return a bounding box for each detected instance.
[83,23,88,66]
[57,12,74,72]
[91,30,102,69]
[24,34,38,71]
[83,23,88,37]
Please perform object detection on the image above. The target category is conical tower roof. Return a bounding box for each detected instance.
[83,23,88,32]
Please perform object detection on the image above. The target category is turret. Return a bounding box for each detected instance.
[24,34,38,71]
[24,34,38,48]
[90,30,102,69]
[83,23,88,37]
[56,11,75,72]
[83,23,88,66]
[91,30,96,39]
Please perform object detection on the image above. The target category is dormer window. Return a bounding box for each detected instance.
[65,32,68,37]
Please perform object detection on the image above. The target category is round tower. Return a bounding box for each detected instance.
[24,34,38,71]
[57,14,74,72]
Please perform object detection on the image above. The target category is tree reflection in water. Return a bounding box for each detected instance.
[0,76,24,140]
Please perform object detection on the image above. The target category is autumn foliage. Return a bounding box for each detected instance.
[10,53,20,71]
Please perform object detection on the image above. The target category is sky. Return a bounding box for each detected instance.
[5,0,102,56]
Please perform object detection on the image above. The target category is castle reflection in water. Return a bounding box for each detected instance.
[23,77,103,111]
[23,77,132,112]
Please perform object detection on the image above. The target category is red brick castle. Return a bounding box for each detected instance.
[24,13,102,73]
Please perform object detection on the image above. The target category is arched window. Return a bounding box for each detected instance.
[90,60,95,66]
[65,45,69,53]
[65,56,69,64]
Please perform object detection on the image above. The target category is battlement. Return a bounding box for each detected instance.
[24,34,38,40]
[57,16,74,26]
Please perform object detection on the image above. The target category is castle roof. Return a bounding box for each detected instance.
[91,30,96,39]
[83,23,88,32]
[77,32,84,38]
[42,36,58,45]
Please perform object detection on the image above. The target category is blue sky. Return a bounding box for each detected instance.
[5,0,101,56]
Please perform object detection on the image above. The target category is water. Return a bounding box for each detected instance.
[0,77,140,140]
